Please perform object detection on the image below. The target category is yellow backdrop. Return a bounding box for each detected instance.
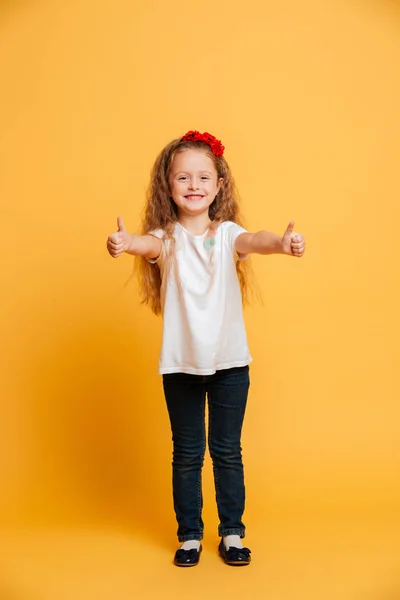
[0,0,399,598]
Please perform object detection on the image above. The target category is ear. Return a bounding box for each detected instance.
[217,177,224,193]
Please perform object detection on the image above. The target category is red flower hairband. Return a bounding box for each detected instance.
[181,130,225,157]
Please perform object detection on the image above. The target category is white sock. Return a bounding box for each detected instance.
[223,535,243,550]
[180,540,201,551]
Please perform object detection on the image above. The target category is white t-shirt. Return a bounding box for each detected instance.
[149,221,252,375]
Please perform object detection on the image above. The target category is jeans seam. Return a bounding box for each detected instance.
[209,400,222,523]
[196,435,206,535]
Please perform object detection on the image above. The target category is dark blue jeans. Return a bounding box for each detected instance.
[162,365,250,541]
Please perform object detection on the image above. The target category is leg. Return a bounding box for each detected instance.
[162,373,206,542]
[207,366,250,538]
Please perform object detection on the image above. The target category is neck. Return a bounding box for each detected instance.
[177,211,212,236]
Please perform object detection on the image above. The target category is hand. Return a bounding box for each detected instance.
[282,221,306,258]
[107,216,132,258]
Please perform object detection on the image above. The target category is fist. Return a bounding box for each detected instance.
[107,216,131,258]
[282,221,306,258]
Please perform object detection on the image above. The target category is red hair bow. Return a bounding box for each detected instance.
[181,130,225,157]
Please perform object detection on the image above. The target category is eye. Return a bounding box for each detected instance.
[201,176,210,180]
[178,176,188,180]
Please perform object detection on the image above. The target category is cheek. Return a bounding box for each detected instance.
[210,182,220,196]
[170,184,186,203]
[205,180,217,191]
[169,182,179,196]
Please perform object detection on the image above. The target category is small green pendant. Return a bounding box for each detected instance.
[204,237,216,250]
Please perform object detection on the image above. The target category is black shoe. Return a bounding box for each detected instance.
[174,544,202,567]
[218,539,251,566]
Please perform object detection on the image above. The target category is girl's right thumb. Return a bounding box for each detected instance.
[117,216,126,232]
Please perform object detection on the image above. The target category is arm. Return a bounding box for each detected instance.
[125,233,162,259]
[235,221,306,257]
[235,230,284,255]
[107,216,162,260]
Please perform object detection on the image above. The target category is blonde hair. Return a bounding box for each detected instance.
[136,137,255,315]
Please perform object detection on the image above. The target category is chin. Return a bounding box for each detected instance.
[178,203,205,213]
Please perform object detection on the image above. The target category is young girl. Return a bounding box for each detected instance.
[106,131,305,567]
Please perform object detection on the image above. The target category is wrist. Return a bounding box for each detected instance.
[123,234,135,254]
[279,237,287,254]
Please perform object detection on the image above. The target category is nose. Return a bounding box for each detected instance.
[189,180,199,190]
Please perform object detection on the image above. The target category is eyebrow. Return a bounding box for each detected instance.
[173,171,213,176]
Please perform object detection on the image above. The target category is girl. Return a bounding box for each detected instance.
[106,131,305,567]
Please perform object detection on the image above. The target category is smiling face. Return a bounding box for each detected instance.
[168,149,223,218]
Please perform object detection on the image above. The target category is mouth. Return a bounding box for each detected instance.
[185,195,204,200]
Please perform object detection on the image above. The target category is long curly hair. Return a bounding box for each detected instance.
[136,137,255,315]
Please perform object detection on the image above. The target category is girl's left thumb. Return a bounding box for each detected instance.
[285,220,295,235]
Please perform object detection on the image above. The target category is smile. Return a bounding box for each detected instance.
[185,195,204,200]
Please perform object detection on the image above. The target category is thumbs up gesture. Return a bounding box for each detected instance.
[282,221,305,257]
[107,216,132,258]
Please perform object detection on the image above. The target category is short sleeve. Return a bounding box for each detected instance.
[146,229,165,264]
[223,221,249,261]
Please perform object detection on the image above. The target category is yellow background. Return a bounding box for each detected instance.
[0,0,399,598]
